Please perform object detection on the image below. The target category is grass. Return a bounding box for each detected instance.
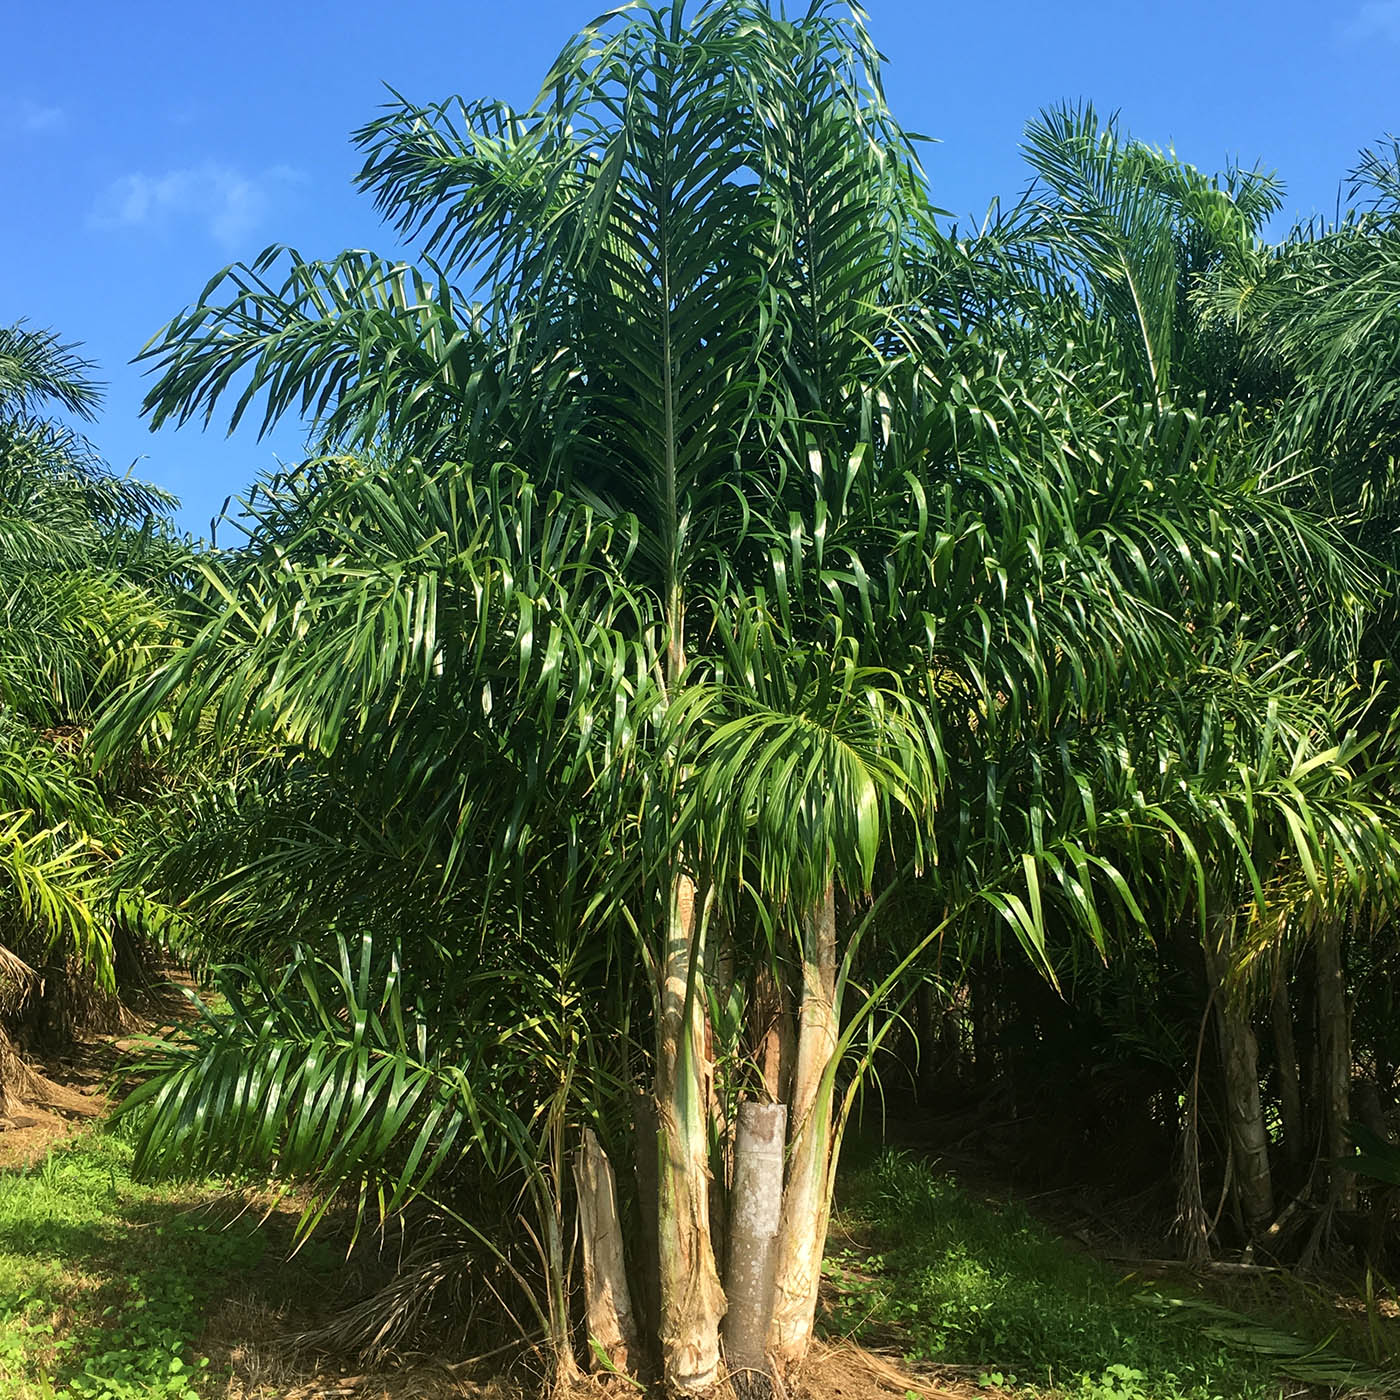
[825,1150,1400,1400]
[0,1127,340,1400]
[3,1128,1396,1400]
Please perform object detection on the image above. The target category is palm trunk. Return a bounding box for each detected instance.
[576,1128,640,1373]
[710,928,735,1275]
[913,981,936,1105]
[1298,945,1323,1158]
[940,982,969,1086]
[723,1101,787,1384]
[1315,918,1354,1210]
[972,965,998,1086]
[1270,965,1305,1170]
[655,871,726,1393]
[633,1092,662,1353]
[1218,1007,1274,1234]
[540,1104,580,1390]
[1177,995,1214,1264]
[1202,927,1274,1236]
[767,883,838,1375]
[753,961,795,1106]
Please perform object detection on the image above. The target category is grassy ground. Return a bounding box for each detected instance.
[825,1150,1400,1400]
[0,1126,341,1400]
[3,1127,1397,1400]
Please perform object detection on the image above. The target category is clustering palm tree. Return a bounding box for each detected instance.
[953,105,1400,1237]
[96,4,1400,1390]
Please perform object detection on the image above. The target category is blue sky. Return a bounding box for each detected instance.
[4,0,1399,536]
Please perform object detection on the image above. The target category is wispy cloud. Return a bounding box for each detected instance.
[90,163,301,248]
[1344,0,1400,42]
[6,99,65,134]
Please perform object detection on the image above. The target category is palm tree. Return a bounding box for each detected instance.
[1189,138,1400,1222]
[944,105,1400,1244]
[130,5,938,1384]
[1201,137,1400,656]
[0,323,186,1114]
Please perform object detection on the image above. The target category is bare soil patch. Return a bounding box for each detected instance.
[0,1059,106,1167]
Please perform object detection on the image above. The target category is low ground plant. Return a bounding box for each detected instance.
[827,1151,1398,1400]
[0,1131,335,1400]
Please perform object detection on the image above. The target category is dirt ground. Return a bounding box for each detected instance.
[191,1338,971,1400]
[0,1036,127,1168]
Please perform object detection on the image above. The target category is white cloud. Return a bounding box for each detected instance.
[90,162,301,248]
[1345,0,1400,42]
[6,99,65,134]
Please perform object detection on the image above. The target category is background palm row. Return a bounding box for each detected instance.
[5,0,1400,1388]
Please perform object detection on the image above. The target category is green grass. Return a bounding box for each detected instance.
[4,1131,1394,1400]
[826,1151,1398,1400]
[0,1129,336,1400]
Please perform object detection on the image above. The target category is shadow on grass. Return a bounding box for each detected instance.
[0,1129,351,1399]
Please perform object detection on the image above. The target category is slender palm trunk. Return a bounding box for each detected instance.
[1270,966,1305,1170]
[753,961,795,1105]
[1315,918,1354,1210]
[1202,925,1274,1235]
[1177,991,1214,1264]
[1217,1005,1275,1234]
[723,1102,787,1383]
[656,872,726,1393]
[1298,946,1323,1154]
[633,1091,663,1352]
[710,928,735,1274]
[768,883,838,1374]
[540,1103,580,1389]
[913,981,936,1105]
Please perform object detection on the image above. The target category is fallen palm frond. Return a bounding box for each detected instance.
[1139,1292,1400,1394]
